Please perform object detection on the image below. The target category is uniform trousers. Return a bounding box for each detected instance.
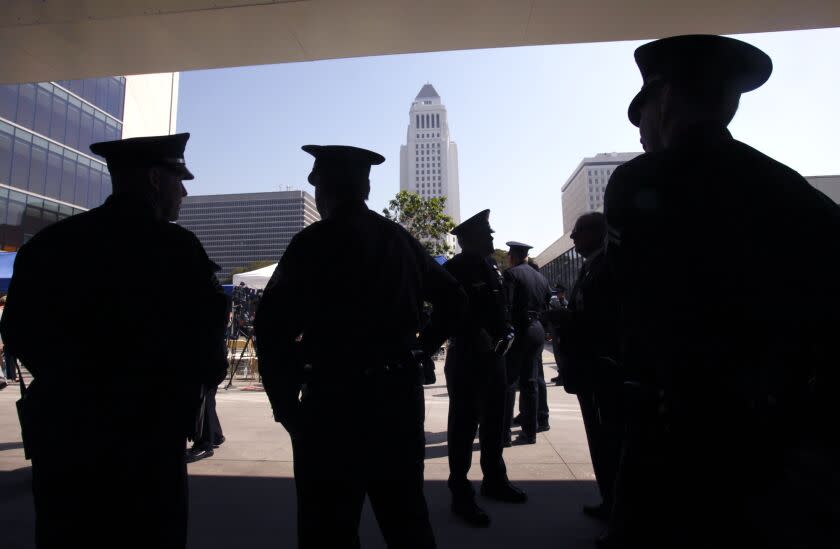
[578,387,622,507]
[193,386,224,449]
[293,373,436,549]
[444,345,507,497]
[536,353,550,427]
[504,321,545,437]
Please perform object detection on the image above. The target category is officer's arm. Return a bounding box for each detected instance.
[254,239,307,433]
[180,231,231,387]
[418,256,467,355]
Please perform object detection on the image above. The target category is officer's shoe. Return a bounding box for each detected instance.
[480,479,527,503]
[451,497,491,527]
[583,503,610,520]
[537,422,550,433]
[185,447,214,463]
[513,432,537,445]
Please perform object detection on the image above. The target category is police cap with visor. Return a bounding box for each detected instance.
[90,133,195,180]
[302,145,385,188]
[627,34,773,127]
[451,209,493,237]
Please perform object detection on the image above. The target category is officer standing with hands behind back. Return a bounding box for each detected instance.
[0,133,229,549]
[255,144,467,549]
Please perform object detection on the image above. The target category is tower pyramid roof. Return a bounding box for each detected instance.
[415,83,440,99]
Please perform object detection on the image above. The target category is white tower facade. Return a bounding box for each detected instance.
[400,84,461,250]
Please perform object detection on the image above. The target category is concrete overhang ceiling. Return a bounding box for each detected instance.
[1,0,839,83]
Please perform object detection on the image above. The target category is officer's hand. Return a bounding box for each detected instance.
[274,407,301,438]
[422,354,436,385]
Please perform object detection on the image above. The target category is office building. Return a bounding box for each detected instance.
[399,84,461,252]
[0,73,179,251]
[560,152,641,235]
[805,175,840,204]
[537,152,640,289]
[177,190,320,282]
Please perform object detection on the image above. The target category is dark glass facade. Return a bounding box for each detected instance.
[539,247,584,293]
[0,77,123,251]
[178,191,320,282]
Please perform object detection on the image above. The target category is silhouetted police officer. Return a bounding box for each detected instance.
[527,258,552,432]
[543,213,620,521]
[502,242,551,445]
[254,145,466,549]
[444,210,525,527]
[0,134,229,549]
[603,35,840,548]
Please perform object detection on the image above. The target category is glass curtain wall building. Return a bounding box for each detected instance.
[0,77,125,251]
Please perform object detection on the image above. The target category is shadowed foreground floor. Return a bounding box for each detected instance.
[1,353,604,548]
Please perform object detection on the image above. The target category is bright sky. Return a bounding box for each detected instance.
[178,27,840,256]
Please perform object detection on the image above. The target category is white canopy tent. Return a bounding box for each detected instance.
[231,263,277,290]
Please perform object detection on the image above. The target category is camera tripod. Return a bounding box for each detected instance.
[224,324,256,390]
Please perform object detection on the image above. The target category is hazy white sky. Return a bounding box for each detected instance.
[178,27,840,255]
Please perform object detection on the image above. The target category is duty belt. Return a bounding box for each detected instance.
[304,361,424,384]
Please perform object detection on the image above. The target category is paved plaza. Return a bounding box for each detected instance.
[0,351,602,548]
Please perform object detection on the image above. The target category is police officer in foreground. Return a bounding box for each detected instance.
[603,35,840,548]
[444,210,526,527]
[0,134,229,549]
[254,145,466,548]
[502,242,552,445]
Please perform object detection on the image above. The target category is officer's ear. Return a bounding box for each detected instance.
[659,82,673,120]
[148,165,163,192]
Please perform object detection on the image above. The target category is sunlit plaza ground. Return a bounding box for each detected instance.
[0,349,602,548]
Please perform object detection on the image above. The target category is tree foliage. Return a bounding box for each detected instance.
[382,191,455,256]
[491,249,509,272]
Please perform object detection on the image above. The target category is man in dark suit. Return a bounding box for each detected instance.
[443,210,525,527]
[543,213,620,521]
[0,134,229,549]
[603,35,840,548]
[255,145,466,548]
[502,242,552,445]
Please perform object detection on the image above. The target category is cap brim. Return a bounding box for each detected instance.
[173,164,194,180]
[628,89,644,127]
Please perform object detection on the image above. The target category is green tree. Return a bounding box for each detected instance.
[382,190,455,256]
[491,249,509,272]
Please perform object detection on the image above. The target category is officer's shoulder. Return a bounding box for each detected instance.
[731,140,805,181]
[371,209,414,238]
[444,253,475,273]
[21,209,99,251]
[285,218,324,248]
[164,221,203,245]
[609,152,658,183]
